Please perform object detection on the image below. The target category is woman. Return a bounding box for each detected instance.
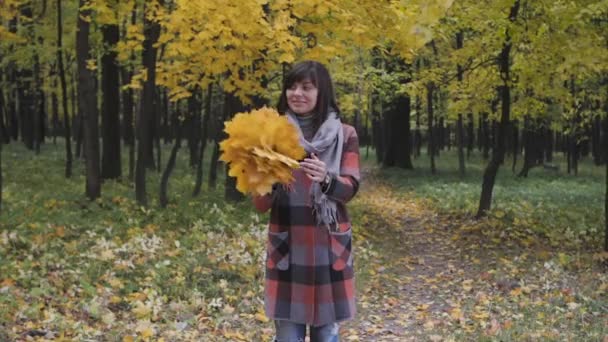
[253,61,360,342]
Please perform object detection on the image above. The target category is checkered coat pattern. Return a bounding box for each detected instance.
[253,124,360,327]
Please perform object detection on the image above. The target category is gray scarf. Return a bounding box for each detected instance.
[286,111,343,228]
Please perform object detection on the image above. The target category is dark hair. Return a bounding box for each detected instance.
[277,61,340,129]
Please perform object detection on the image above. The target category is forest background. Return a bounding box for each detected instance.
[0,0,607,341]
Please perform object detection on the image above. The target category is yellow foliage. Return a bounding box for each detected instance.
[220,107,305,196]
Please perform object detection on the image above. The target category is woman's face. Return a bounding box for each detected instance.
[286,79,318,116]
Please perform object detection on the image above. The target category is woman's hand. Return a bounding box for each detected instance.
[300,153,327,183]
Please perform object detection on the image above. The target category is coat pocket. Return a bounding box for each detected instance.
[267,231,289,271]
[329,227,353,271]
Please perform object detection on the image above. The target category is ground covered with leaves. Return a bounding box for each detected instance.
[1,144,607,341]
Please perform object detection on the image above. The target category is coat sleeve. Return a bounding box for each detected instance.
[323,125,360,204]
[252,194,272,213]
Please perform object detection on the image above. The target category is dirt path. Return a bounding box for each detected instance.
[335,168,470,340]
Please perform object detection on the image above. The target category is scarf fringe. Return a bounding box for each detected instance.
[312,184,338,231]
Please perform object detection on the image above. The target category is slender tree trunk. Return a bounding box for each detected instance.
[427,83,436,174]
[18,6,34,151]
[467,113,474,159]
[208,89,223,189]
[383,93,413,169]
[51,67,59,144]
[482,113,490,159]
[415,97,422,158]
[155,89,162,172]
[593,115,601,165]
[33,51,44,155]
[77,0,101,199]
[0,80,9,144]
[57,0,72,177]
[223,91,245,202]
[457,114,465,177]
[135,0,162,205]
[122,7,137,181]
[187,88,202,168]
[477,0,519,218]
[0,92,3,213]
[0,118,2,214]
[161,91,170,144]
[518,116,538,177]
[193,84,213,196]
[604,109,608,251]
[372,110,383,164]
[511,120,519,172]
[160,112,182,208]
[101,18,122,179]
[438,117,445,155]
[455,31,465,176]
[546,129,554,163]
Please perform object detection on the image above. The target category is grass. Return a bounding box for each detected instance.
[361,146,605,250]
[0,139,605,341]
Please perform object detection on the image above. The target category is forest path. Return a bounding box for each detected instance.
[338,166,598,341]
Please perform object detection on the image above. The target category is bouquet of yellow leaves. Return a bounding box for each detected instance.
[219,106,306,196]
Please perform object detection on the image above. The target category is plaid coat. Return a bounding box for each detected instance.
[253,124,360,327]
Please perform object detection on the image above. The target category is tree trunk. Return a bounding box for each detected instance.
[122,6,137,181]
[593,115,601,166]
[383,93,413,169]
[467,113,474,158]
[160,112,182,208]
[457,114,465,177]
[57,0,72,177]
[77,0,101,199]
[0,117,3,214]
[162,90,170,144]
[208,90,223,190]
[427,83,436,174]
[477,0,519,218]
[223,91,245,202]
[455,32,465,176]
[481,113,490,159]
[604,109,608,251]
[51,67,59,144]
[18,6,34,150]
[135,0,162,206]
[570,125,579,176]
[193,84,213,197]
[187,88,202,168]
[0,84,9,144]
[372,111,383,164]
[32,50,44,154]
[518,116,538,177]
[414,97,422,158]
[0,88,3,212]
[511,120,519,172]
[101,19,122,180]
[155,89,162,172]
[438,117,445,154]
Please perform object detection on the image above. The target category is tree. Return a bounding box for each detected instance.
[56,0,73,178]
[476,1,520,218]
[77,0,101,199]
[135,0,162,206]
[100,0,122,180]
[160,105,183,208]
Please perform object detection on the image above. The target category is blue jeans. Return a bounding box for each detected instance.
[273,320,340,342]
